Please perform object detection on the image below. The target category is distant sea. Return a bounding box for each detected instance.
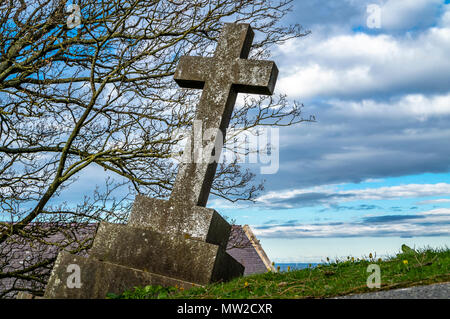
[275,263,321,272]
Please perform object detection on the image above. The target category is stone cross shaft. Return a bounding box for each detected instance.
[171,23,278,207]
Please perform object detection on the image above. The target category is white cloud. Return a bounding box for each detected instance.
[380,0,442,30]
[416,198,450,205]
[253,208,450,238]
[440,4,450,27]
[346,183,450,200]
[332,93,450,120]
[363,178,385,183]
[275,26,450,99]
[255,183,450,208]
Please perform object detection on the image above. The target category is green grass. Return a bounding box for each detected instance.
[107,245,450,299]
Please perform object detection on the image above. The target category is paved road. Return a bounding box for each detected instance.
[335,282,450,299]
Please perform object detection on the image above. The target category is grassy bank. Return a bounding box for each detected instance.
[107,246,450,299]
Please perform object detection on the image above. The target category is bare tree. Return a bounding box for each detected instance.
[0,0,310,297]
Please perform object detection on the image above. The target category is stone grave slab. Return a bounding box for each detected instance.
[44,252,197,299]
[90,222,243,285]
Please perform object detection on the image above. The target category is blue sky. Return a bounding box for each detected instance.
[53,0,450,263]
[207,0,450,262]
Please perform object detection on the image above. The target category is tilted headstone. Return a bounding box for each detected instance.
[43,23,278,298]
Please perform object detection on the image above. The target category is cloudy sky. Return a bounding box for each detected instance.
[209,0,450,262]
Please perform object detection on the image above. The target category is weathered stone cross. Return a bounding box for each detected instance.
[42,23,279,299]
[171,23,278,207]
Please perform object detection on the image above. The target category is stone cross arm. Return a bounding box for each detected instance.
[174,56,278,95]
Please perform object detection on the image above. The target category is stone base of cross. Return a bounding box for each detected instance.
[44,198,241,298]
[43,23,278,298]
